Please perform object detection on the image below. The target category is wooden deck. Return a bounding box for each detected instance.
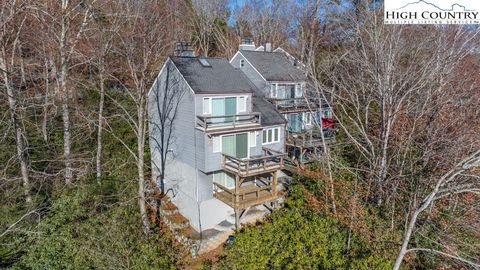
[286,130,336,148]
[268,98,319,113]
[222,148,285,177]
[213,182,278,209]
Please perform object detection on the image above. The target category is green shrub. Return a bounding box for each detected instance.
[216,185,391,270]
[13,183,179,270]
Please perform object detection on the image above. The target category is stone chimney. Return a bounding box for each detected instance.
[174,41,195,57]
[239,38,256,51]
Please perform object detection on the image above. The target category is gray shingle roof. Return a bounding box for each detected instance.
[240,50,307,82]
[252,95,286,127]
[171,56,255,94]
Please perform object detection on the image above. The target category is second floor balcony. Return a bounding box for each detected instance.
[286,128,336,148]
[269,98,319,113]
[196,112,261,133]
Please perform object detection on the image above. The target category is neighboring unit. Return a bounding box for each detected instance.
[230,39,336,166]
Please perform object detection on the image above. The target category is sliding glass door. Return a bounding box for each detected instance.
[224,97,236,123]
[222,133,248,159]
[288,113,303,132]
[211,97,237,124]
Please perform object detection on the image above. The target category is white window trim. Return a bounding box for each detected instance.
[304,112,312,126]
[203,97,212,114]
[295,84,303,98]
[204,95,248,115]
[270,84,277,98]
[262,127,281,145]
[237,96,247,113]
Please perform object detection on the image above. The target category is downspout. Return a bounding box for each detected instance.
[193,100,203,249]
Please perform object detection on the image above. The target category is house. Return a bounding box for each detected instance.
[230,39,336,166]
[148,43,287,234]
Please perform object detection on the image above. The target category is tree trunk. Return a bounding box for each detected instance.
[60,71,73,184]
[42,58,50,143]
[60,0,73,184]
[0,52,32,203]
[96,69,105,180]
[137,100,150,234]
[392,209,420,270]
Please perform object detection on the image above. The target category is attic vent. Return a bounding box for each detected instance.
[199,58,211,67]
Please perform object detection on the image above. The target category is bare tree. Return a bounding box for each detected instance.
[231,0,294,47]
[305,8,480,268]
[33,0,94,184]
[393,151,480,270]
[187,0,229,56]
[314,11,479,205]
[110,0,173,234]
[148,61,186,196]
[0,0,31,203]
[88,0,119,181]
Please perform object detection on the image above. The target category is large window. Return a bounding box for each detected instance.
[203,96,247,117]
[288,113,303,132]
[213,171,235,189]
[262,127,280,144]
[270,84,297,100]
[213,133,249,159]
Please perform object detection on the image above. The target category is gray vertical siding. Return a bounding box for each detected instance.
[148,59,201,229]
[230,53,269,96]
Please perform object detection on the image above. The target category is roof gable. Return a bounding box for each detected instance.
[239,50,307,82]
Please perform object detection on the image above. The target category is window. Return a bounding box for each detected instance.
[203,97,211,114]
[213,133,249,158]
[295,84,303,98]
[304,112,312,125]
[211,97,237,123]
[237,96,246,113]
[323,109,331,118]
[262,127,280,144]
[213,171,235,189]
[270,84,277,98]
[240,59,245,67]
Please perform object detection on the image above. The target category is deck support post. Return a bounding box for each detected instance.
[272,171,277,197]
[234,208,244,229]
[235,175,240,204]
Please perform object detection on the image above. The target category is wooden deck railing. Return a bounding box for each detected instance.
[286,129,335,147]
[222,147,285,177]
[196,113,261,132]
[268,98,319,112]
[213,181,277,209]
